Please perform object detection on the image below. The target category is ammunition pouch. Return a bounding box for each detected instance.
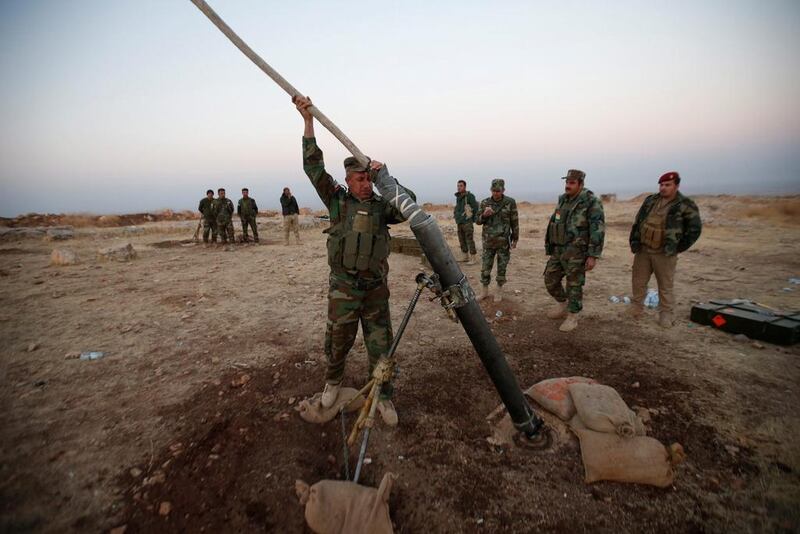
[548,222,567,246]
[327,197,391,276]
[641,221,665,249]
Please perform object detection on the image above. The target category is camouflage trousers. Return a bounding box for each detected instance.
[325,273,394,399]
[456,223,477,254]
[480,246,511,286]
[202,218,217,243]
[240,217,258,242]
[544,250,587,313]
[216,219,235,243]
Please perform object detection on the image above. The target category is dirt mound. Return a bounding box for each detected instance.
[738,198,800,225]
[0,210,198,229]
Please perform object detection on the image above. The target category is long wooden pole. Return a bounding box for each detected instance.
[189,0,369,167]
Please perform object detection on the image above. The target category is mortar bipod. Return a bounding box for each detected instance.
[338,272,449,483]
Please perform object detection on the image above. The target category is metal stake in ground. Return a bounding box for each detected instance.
[189,0,545,441]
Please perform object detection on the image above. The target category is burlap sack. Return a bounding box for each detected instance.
[295,472,396,534]
[568,382,645,437]
[525,377,597,421]
[297,387,365,424]
[570,415,685,487]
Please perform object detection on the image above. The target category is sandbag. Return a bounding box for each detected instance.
[525,376,597,421]
[570,415,685,487]
[297,387,365,424]
[568,382,645,437]
[295,472,395,534]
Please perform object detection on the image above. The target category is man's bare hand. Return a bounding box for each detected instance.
[293,95,313,121]
[482,207,494,218]
[585,257,597,271]
[369,160,384,171]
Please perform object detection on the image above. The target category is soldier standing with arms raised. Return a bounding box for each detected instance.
[237,188,259,243]
[628,171,702,328]
[293,94,416,426]
[214,187,236,245]
[198,189,217,245]
[476,179,518,303]
[454,179,479,264]
[544,169,605,332]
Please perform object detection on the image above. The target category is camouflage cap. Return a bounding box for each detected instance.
[343,156,369,173]
[490,178,505,191]
[561,169,586,181]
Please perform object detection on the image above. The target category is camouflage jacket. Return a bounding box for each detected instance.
[302,137,415,278]
[545,189,605,257]
[454,191,479,225]
[237,197,258,219]
[629,192,702,256]
[213,198,235,223]
[198,197,214,220]
[476,195,519,249]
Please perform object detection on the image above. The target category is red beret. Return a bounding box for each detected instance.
[659,171,680,184]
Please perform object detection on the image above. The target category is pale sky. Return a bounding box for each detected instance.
[1,0,798,216]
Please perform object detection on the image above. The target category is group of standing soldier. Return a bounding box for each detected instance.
[198,187,303,246]
[290,94,701,427]
[454,169,702,333]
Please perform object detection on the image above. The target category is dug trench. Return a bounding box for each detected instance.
[115,302,793,533]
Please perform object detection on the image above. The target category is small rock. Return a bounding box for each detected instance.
[230,374,251,388]
[143,470,166,486]
[158,501,172,516]
[327,454,336,465]
[110,526,128,534]
[45,227,75,241]
[97,243,137,262]
[724,444,740,456]
[27,342,40,352]
[129,467,142,478]
[733,334,749,343]
[64,351,80,360]
[288,396,297,405]
[752,342,765,349]
[631,381,640,389]
[211,443,222,454]
[50,248,80,266]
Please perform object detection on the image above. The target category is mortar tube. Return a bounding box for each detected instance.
[373,167,542,437]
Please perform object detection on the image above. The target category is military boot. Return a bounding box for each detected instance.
[559,312,579,332]
[659,311,673,329]
[478,285,490,301]
[546,301,568,319]
[320,382,340,409]
[377,399,398,427]
[494,284,504,303]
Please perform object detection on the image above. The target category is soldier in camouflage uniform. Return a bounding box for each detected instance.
[628,171,702,328]
[544,169,605,332]
[237,188,259,243]
[198,189,217,244]
[454,179,479,264]
[476,179,518,303]
[294,95,416,427]
[214,188,236,245]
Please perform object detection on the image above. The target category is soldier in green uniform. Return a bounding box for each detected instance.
[476,179,518,302]
[198,189,217,244]
[237,188,259,243]
[544,169,605,332]
[214,188,235,245]
[454,179,479,264]
[628,171,702,328]
[294,94,416,427]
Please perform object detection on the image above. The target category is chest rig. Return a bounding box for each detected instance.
[548,197,577,246]
[327,193,390,275]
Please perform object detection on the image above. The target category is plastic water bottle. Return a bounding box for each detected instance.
[623,296,631,304]
[608,296,620,303]
[644,289,659,309]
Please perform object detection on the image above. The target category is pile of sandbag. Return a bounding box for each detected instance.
[527,378,685,487]
[296,387,365,424]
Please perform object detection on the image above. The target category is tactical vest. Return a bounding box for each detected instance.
[641,199,672,250]
[548,197,578,246]
[327,194,390,275]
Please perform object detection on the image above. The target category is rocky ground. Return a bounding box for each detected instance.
[1,196,799,533]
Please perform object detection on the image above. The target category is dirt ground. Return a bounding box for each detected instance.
[1,195,799,533]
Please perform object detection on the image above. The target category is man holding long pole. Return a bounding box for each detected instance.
[294,95,416,427]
